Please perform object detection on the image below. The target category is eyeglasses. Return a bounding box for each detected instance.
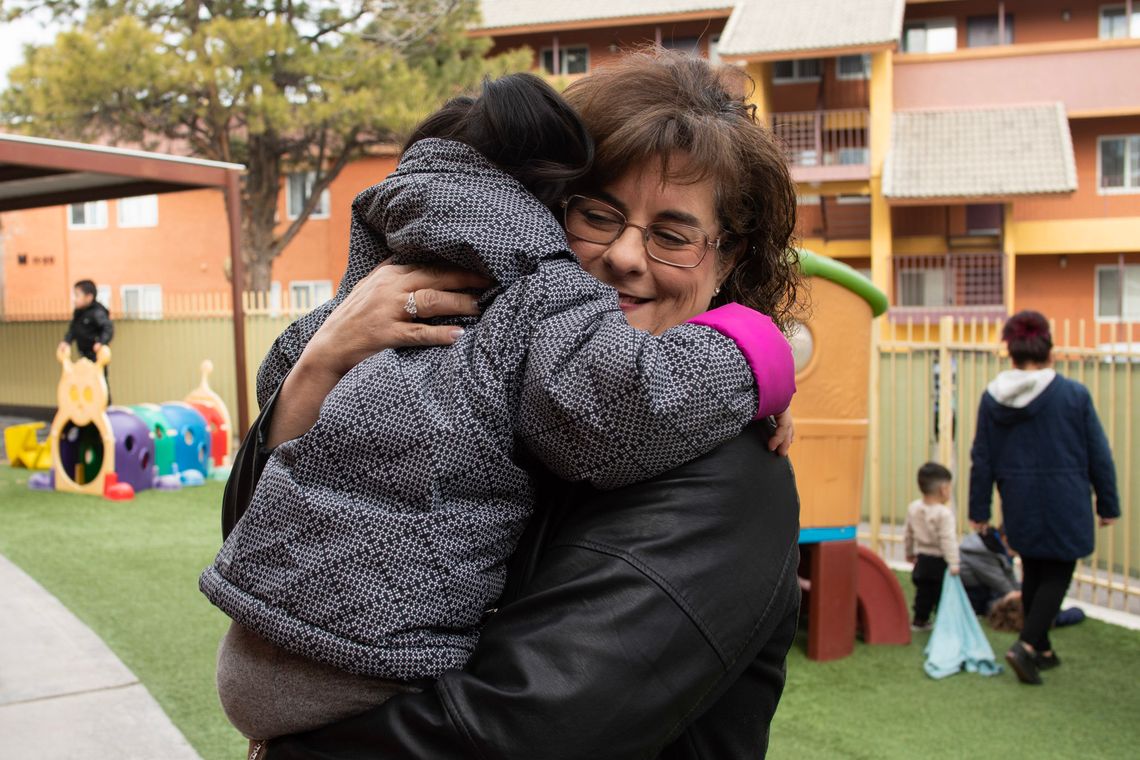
[561,195,721,269]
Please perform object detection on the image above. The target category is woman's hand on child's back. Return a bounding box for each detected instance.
[306,261,490,377]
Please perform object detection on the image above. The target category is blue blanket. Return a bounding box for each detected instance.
[924,571,1003,679]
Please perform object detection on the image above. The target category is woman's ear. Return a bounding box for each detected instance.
[715,239,745,290]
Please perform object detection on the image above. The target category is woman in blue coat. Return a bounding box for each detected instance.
[969,310,1119,685]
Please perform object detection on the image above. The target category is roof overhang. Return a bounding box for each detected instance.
[470,8,734,38]
[717,0,904,63]
[883,103,1078,205]
[0,132,252,432]
[0,133,244,212]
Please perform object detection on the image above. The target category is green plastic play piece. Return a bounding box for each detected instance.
[129,404,178,476]
[798,249,888,317]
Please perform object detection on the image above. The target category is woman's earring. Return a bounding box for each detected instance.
[713,286,722,296]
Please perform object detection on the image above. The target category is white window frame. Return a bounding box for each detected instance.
[1094,264,1140,322]
[835,54,871,80]
[540,45,589,76]
[902,18,958,54]
[772,58,822,84]
[67,201,108,229]
[288,279,333,311]
[286,172,331,220]
[1099,4,1140,39]
[95,284,112,309]
[796,194,822,206]
[836,194,872,205]
[120,284,163,319]
[116,194,159,228]
[708,34,722,65]
[1097,134,1140,194]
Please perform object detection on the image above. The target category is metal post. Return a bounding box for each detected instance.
[868,316,882,553]
[938,315,954,468]
[225,169,251,434]
[552,36,560,75]
[998,1,1006,44]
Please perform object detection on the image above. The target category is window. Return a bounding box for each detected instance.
[120,284,163,319]
[836,194,871,204]
[836,54,871,80]
[540,46,588,76]
[1099,135,1140,192]
[897,269,947,307]
[797,194,822,205]
[286,172,331,220]
[835,147,870,166]
[772,58,822,84]
[662,36,701,57]
[903,18,957,53]
[1100,4,1140,39]
[117,194,159,228]
[96,284,112,309]
[289,280,333,310]
[68,201,108,229]
[1096,265,1140,321]
[966,14,1014,47]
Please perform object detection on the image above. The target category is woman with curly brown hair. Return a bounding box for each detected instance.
[239,49,803,759]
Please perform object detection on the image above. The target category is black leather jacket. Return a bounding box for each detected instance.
[224,396,800,759]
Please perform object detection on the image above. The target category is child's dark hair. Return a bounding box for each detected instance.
[404,73,593,207]
[74,279,97,297]
[917,462,952,495]
[1002,310,1052,366]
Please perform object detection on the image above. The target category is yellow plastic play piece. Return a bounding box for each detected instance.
[184,359,234,466]
[4,422,52,469]
[49,344,115,496]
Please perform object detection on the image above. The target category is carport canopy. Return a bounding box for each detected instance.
[0,132,251,432]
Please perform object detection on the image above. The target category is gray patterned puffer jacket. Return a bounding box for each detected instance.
[200,139,783,681]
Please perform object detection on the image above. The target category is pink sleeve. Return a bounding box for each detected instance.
[687,303,795,420]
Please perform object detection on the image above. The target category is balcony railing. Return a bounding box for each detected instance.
[891,252,1006,318]
[770,110,870,180]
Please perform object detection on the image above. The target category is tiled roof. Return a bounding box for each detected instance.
[718,0,905,58]
[883,104,1078,201]
[476,0,734,30]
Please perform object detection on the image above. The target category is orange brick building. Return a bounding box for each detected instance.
[3,0,1138,338]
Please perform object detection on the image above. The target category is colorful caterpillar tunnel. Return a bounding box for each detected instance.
[17,347,234,500]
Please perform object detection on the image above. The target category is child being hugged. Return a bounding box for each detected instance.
[200,73,795,742]
[905,462,961,631]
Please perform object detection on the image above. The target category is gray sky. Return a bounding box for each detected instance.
[0,13,60,88]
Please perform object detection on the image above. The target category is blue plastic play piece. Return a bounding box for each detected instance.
[159,402,212,480]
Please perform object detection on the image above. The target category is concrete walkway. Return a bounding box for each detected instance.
[0,553,201,759]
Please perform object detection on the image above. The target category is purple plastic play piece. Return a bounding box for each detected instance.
[28,471,54,490]
[107,408,158,493]
[156,474,183,491]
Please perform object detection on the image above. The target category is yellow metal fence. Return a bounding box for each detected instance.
[3,303,1137,612]
[867,316,1139,614]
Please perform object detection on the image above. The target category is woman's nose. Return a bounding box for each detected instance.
[601,226,649,275]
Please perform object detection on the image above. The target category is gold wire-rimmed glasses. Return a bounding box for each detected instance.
[561,195,721,269]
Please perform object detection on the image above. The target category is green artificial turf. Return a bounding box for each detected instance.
[0,464,245,760]
[2,462,1139,759]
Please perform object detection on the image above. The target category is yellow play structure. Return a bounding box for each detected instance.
[49,343,117,496]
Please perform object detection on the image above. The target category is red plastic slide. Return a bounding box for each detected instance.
[855,546,911,645]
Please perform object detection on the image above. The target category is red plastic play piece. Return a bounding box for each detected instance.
[804,540,858,661]
[103,472,135,501]
[855,545,911,645]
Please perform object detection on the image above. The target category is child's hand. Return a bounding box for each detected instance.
[950,566,960,576]
[905,555,916,564]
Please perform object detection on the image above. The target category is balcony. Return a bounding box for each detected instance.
[893,40,1140,114]
[890,251,1006,320]
[770,110,870,185]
